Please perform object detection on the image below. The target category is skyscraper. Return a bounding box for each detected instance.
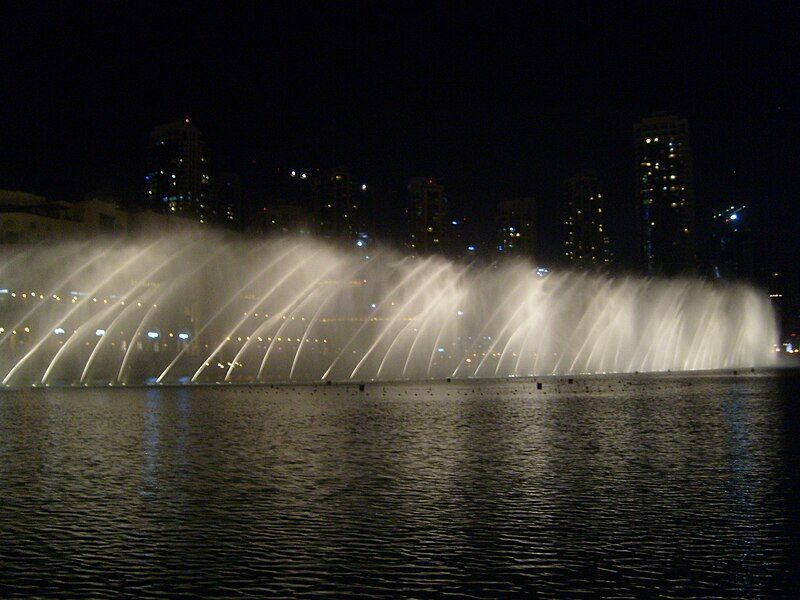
[210,172,243,228]
[496,198,536,258]
[146,119,210,223]
[709,205,753,280]
[565,171,612,268]
[634,114,696,274]
[272,167,313,211]
[312,168,359,239]
[407,177,446,254]
[255,203,313,237]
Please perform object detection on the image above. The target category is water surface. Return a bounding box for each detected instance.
[1,372,798,597]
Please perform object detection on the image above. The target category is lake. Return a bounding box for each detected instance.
[1,371,797,597]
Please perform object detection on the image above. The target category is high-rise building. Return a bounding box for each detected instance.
[496,198,536,258]
[634,114,696,274]
[565,171,612,268]
[210,172,243,228]
[312,168,359,239]
[446,215,475,257]
[271,167,313,209]
[407,177,446,254]
[146,119,210,222]
[255,202,313,237]
[709,205,753,280]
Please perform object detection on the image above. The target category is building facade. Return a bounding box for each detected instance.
[254,203,313,237]
[311,168,359,239]
[634,114,696,275]
[496,198,536,258]
[0,190,130,243]
[565,171,612,268]
[407,177,446,254]
[210,172,243,228]
[0,190,201,243]
[709,205,753,280]
[146,119,211,222]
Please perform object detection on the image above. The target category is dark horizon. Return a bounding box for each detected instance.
[0,2,798,271]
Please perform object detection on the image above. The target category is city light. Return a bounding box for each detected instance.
[0,13,793,599]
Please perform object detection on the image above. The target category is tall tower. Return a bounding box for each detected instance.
[496,198,536,258]
[634,114,696,274]
[709,205,753,280]
[146,119,210,223]
[312,168,358,239]
[407,177,446,254]
[565,171,612,268]
[210,172,243,228]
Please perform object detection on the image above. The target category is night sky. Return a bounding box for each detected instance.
[1,2,798,269]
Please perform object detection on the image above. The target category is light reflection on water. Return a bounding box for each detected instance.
[0,372,797,597]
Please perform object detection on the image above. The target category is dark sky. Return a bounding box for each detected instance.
[1,2,798,268]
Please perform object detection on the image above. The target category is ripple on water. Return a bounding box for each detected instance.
[0,373,796,597]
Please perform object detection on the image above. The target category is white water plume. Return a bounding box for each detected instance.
[0,234,778,386]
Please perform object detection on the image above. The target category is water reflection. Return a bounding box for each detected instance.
[0,373,796,597]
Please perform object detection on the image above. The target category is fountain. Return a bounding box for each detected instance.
[0,234,778,386]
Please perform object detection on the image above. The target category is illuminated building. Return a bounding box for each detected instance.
[256,203,313,236]
[496,198,535,258]
[634,114,696,274]
[271,167,313,209]
[446,216,476,257]
[709,205,753,280]
[210,172,243,228]
[407,177,446,254]
[764,269,800,341]
[565,171,612,268]
[0,189,201,242]
[146,119,211,222]
[311,168,360,239]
